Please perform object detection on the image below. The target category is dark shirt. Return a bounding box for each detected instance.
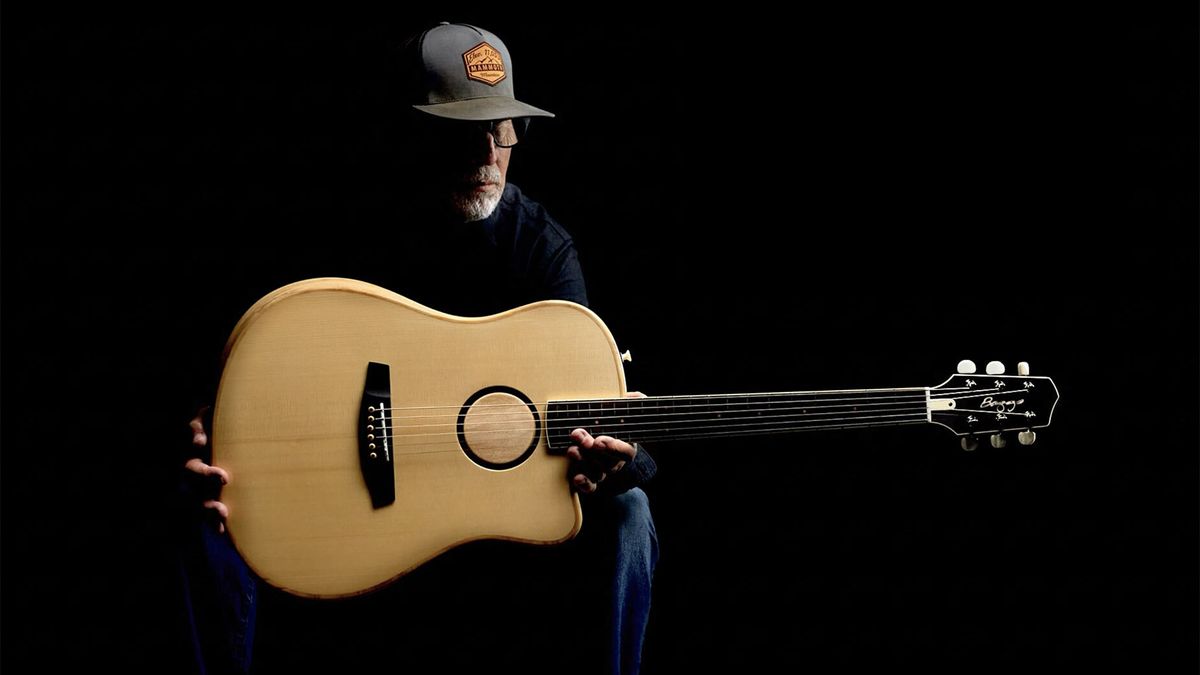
[182,181,654,491]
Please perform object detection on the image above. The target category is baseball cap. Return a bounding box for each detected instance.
[405,22,555,121]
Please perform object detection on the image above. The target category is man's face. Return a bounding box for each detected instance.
[411,117,516,222]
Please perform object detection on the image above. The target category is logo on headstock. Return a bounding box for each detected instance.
[979,396,1037,420]
[980,396,1024,413]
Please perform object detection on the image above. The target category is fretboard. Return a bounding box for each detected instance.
[544,388,930,449]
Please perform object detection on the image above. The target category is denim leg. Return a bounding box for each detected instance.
[586,488,659,675]
[178,516,257,675]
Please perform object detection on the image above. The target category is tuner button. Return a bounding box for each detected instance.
[621,350,633,363]
[1017,361,1030,376]
[990,433,1007,448]
[986,361,1006,375]
[957,359,977,374]
[961,436,978,452]
[1018,430,1037,446]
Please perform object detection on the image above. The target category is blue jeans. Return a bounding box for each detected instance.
[176,507,258,675]
[589,488,660,675]
[177,488,657,675]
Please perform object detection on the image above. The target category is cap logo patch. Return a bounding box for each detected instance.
[462,42,507,86]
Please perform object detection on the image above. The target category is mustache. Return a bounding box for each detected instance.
[461,165,502,185]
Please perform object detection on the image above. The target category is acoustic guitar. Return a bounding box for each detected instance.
[213,278,1059,598]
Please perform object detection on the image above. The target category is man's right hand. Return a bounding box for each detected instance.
[184,406,231,533]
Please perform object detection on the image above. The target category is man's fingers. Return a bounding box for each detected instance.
[203,499,230,520]
[572,473,598,494]
[184,458,229,485]
[572,429,630,456]
[571,453,608,482]
[590,435,635,462]
[203,499,230,534]
[569,428,634,474]
[624,391,648,398]
[567,428,635,489]
[190,406,211,447]
[208,464,230,484]
[190,414,208,447]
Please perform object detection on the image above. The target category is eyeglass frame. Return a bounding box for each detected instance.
[471,117,530,149]
[413,115,532,149]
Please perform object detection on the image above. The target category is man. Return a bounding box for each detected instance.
[177,22,657,675]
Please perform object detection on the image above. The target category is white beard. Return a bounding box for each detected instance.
[450,166,503,222]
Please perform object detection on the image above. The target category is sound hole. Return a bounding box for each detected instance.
[458,387,540,470]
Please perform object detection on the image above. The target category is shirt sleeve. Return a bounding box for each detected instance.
[542,237,589,306]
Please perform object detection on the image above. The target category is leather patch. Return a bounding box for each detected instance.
[462,42,507,86]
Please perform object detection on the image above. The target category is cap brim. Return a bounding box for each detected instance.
[413,96,554,121]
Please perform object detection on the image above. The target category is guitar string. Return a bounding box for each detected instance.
[373,387,1010,415]
[382,405,932,436]
[552,418,931,445]
[369,417,934,456]
[385,394,928,417]
[372,386,974,413]
[369,389,1022,428]
[380,396,933,428]
[374,408,932,444]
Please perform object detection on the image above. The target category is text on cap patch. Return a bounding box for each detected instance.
[462,42,507,86]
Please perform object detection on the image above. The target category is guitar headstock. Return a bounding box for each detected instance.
[928,360,1059,449]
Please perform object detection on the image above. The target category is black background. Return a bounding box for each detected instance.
[4,7,1196,674]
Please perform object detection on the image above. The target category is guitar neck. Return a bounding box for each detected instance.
[545,387,934,448]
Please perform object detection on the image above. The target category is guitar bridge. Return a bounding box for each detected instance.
[359,361,395,508]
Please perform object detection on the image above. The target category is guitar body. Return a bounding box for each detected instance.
[213,278,627,598]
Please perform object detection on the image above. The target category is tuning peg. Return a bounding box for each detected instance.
[990,433,1007,448]
[1017,361,1030,376]
[621,350,633,363]
[1018,430,1037,446]
[957,359,977,374]
[986,361,1006,375]
[961,436,978,451]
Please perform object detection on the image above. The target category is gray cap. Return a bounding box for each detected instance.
[407,22,554,121]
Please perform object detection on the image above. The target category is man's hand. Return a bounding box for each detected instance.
[183,406,231,533]
[565,391,645,494]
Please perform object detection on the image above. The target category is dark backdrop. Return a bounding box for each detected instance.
[4,8,1196,674]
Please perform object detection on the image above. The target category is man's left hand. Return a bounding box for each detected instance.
[565,391,645,494]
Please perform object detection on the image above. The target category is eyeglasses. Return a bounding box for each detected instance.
[476,119,523,148]
[419,117,530,149]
